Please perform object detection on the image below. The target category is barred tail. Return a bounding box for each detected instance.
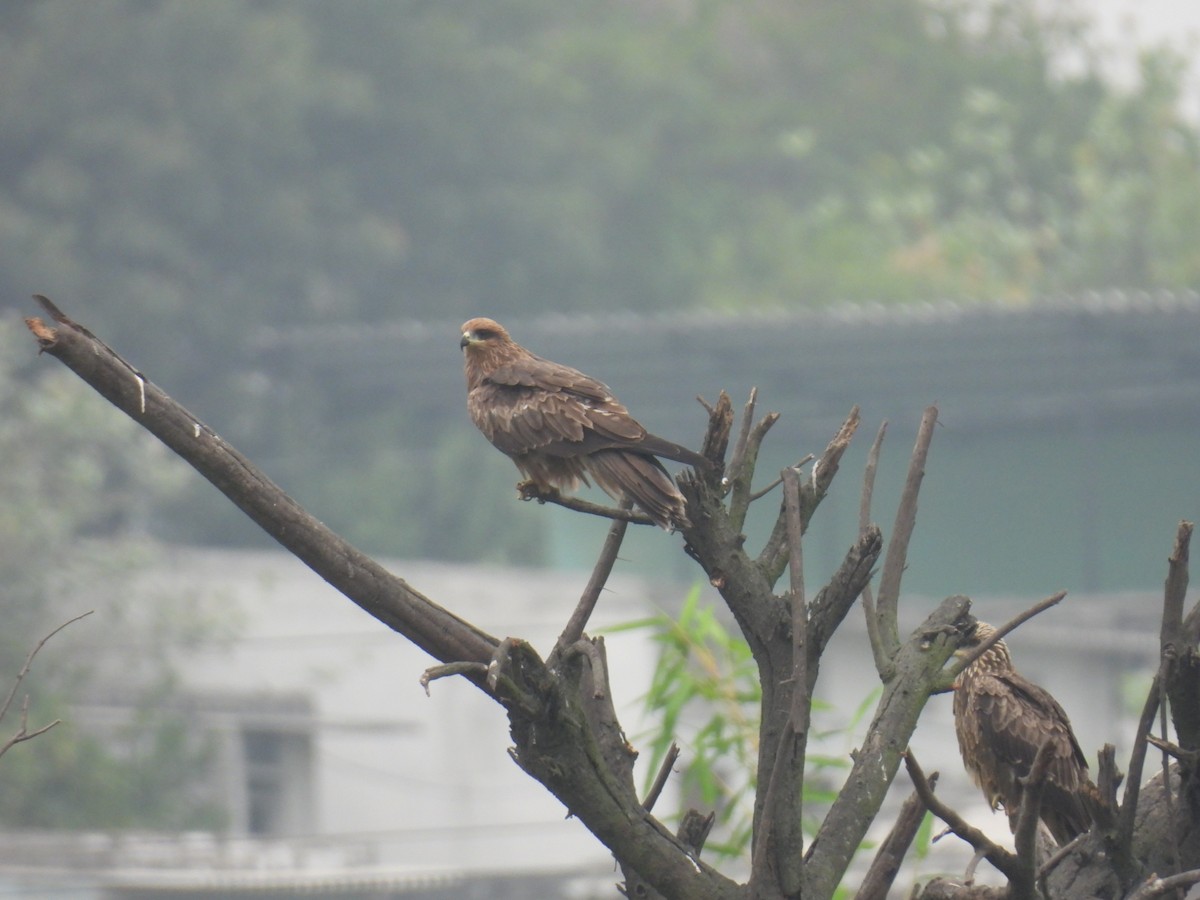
[586,449,690,530]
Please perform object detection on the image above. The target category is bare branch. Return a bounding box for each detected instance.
[758,406,860,582]
[856,771,935,900]
[860,420,891,680]
[643,742,680,813]
[1092,743,1122,832]
[0,610,94,760]
[551,500,632,663]
[1162,522,1200,754]
[903,750,1022,883]
[0,610,93,726]
[25,304,498,670]
[698,390,734,471]
[939,590,1068,689]
[27,303,741,900]
[726,390,781,534]
[1009,741,1056,899]
[875,405,938,660]
[1125,869,1200,900]
[0,697,62,761]
[724,386,758,493]
[747,474,783,503]
[520,483,655,526]
[1161,520,1192,653]
[1120,669,1164,860]
[1120,524,1199,862]
[804,595,971,899]
[1145,734,1199,763]
[782,466,808,731]
[419,662,489,695]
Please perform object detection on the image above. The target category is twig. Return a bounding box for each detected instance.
[746,455,811,506]
[1010,741,1055,899]
[1120,525,1198,862]
[419,661,490,695]
[0,610,93,726]
[1145,734,1198,763]
[1162,522,1200,755]
[1161,521,1192,654]
[875,406,937,659]
[782,466,808,731]
[726,390,781,534]
[903,750,1022,883]
[1120,669,1164,858]
[724,386,758,492]
[0,697,62,760]
[1124,869,1200,900]
[1156,660,1182,890]
[860,421,891,680]
[855,772,935,900]
[519,484,654,526]
[550,500,632,664]
[942,591,1068,685]
[1092,743,1123,832]
[747,475,783,503]
[758,407,860,581]
[859,421,887,538]
[0,610,94,760]
[643,742,680,813]
[1037,832,1086,881]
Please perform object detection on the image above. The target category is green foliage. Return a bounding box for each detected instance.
[614,586,877,861]
[0,323,226,829]
[307,428,546,563]
[0,696,224,830]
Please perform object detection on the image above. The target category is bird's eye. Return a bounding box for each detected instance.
[474,328,497,341]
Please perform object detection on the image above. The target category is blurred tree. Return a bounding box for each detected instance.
[4,0,1199,557]
[0,323,226,828]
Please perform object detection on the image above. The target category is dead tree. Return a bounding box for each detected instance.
[22,297,1200,898]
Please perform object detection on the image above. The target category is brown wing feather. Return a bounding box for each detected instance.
[469,382,592,455]
[486,356,614,404]
[955,668,1090,845]
[585,449,690,530]
[462,317,706,528]
[472,359,706,463]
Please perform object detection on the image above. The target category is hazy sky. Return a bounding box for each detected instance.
[1093,0,1200,115]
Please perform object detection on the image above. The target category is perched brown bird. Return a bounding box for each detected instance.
[460,317,708,530]
[953,621,1091,846]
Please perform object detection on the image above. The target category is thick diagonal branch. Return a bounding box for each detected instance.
[26,301,497,669]
[26,301,742,900]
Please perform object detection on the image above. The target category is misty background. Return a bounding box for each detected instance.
[1,0,1199,892]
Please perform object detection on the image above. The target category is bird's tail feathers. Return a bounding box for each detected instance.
[587,449,690,530]
[636,433,711,471]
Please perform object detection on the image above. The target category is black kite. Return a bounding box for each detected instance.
[460,317,707,530]
[953,620,1092,846]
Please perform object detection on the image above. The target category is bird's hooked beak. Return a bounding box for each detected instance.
[460,331,473,351]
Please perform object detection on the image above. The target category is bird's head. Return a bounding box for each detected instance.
[460,317,510,352]
[955,620,1013,674]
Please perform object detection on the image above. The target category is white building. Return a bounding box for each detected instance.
[0,545,1160,897]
